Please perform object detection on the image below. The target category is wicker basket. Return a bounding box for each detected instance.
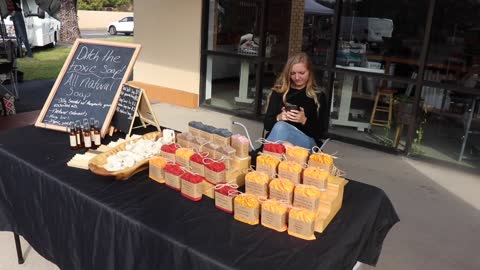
[88,131,163,180]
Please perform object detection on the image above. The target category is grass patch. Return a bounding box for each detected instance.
[95,36,134,43]
[17,46,72,81]
[17,36,134,81]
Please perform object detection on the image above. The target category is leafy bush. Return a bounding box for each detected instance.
[79,0,132,11]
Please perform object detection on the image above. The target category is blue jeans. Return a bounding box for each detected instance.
[266,121,317,150]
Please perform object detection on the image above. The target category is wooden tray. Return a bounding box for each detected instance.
[88,131,163,180]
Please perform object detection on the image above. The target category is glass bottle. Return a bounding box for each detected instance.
[93,120,101,147]
[75,120,83,148]
[83,125,92,149]
[89,118,95,138]
[69,123,78,150]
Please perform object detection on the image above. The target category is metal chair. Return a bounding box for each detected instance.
[458,96,480,162]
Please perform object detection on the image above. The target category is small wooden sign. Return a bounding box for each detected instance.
[35,39,141,137]
[111,84,160,138]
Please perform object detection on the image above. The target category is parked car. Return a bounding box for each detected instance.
[107,16,134,36]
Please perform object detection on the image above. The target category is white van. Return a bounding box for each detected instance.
[3,0,60,48]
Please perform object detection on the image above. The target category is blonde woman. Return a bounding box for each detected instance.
[264,52,328,149]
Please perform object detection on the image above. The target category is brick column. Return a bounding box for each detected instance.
[288,0,305,56]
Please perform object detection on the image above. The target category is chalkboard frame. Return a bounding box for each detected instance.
[35,39,141,137]
[111,83,143,135]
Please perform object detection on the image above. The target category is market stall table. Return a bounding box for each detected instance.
[0,126,399,270]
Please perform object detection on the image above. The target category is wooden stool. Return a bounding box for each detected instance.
[370,88,396,128]
[394,123,406,148]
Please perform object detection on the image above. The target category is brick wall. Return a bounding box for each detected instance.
[288,0,305,56]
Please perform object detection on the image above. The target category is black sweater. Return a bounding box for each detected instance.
[264,88,329,144]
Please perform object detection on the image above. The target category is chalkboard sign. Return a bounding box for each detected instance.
[111,84,142,134]
[35,39,141,137]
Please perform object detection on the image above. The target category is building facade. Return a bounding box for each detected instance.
[134,0,480,168]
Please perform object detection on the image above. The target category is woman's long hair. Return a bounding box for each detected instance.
[271,52,321,109]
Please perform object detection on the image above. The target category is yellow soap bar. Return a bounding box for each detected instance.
[245,171,269,184]
[176,148,195,159]
[262,200,288,214]
[278,161,303,173]
[234,194,260,225]
[256,155,280,167]
[234,193,259,208]
[304,167,329,179]
[286,146,309,158]
[295,185,323,199]
[288,208,316,240]
[150,156,167,168]
[269,178,294,193]
[309,153,334,164]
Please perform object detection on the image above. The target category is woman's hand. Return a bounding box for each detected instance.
[276,107,288,121]
[286,107,307,125]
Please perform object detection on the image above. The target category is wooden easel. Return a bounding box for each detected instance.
[109,88,161,138]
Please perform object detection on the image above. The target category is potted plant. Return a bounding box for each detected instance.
[392,94,427,153]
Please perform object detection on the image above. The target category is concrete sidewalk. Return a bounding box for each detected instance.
[1,103,479,270]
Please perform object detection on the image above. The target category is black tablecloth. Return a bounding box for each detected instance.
[0,126,399,270]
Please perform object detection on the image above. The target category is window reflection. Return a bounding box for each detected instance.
[427,0,480,90]
[302,1,335,66]
[337,0,428,80]
[207,0,292,58]
[204,55,257,114]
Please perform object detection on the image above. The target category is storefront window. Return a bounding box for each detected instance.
[336,0,428,79]
[329,73,418,148]
[204,55,257,114]
[411,85,480,165]
[302,1,336,66]
[426,0,480,98]
[207,0,262,54]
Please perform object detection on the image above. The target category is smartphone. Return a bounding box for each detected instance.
[285,103,300,111]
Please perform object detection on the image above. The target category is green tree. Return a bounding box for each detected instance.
[78,0,104,10]
[78,0,132,10]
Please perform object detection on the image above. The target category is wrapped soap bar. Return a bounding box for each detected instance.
[214,182,239,213]
[212,128,232,146]
[164,163,184,191]
[278,160,303,184]
[203,142,221,159]
[204,160,226,185]
[256,154,280,179]
[261,200,288,232]
[190,136,209,152]
[225,168,246,187]
[199,124,215,141]
[176,132,195,148]
[189,152,207,176]
[285,146,309,165]
[202,180,215,199]
[308,152,334,173]
[188,121,204,137]
[263,143,286,160]
[293,185,324,212]
[303,167,329,191]
[245,171,270,198]
[161,143,180,162]
[175,147,195,167]
[149,156,167,184]
[234,194,260,225]
[233,156,251,170]
[288,208,316,240]
[231,134,250,158]
[216,145,236,169]
[181,172,204,201]
[268,178,294,204]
